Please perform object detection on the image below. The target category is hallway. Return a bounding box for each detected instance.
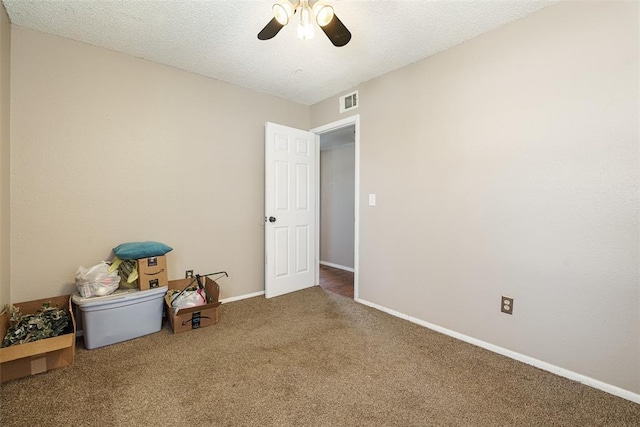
[318,264,354,299]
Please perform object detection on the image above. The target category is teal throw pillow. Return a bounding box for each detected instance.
[113,241,173,260]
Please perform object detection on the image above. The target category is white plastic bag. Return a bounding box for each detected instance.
[75,262,120,298]
[170,289,206,313]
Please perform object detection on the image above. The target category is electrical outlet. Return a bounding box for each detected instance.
[185,270,194,279]
[501,296,514,315]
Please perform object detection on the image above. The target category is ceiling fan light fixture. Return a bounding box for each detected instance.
[297,4,315,39]
[312,2,334,27]
[273,0,295,25]
[297,22,315,39]
[259,0,350,47]
[301,4,311,25]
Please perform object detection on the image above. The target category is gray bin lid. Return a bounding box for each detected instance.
[72,286,168,307]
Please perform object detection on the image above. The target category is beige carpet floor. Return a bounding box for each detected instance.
[1,286,639,426]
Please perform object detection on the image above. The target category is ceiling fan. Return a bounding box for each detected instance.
[258,0,351,47]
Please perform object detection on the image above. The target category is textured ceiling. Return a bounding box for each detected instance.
[2,0,555,105]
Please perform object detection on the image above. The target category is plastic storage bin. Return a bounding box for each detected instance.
[72,286,167,349]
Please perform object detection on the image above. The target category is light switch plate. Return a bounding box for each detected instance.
[369,194,376,206]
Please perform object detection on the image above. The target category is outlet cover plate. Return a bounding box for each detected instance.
[501,296,514,315]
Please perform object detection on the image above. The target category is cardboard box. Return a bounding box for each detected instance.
[0,295,76,383]
[166,277,221,334]
[137,255,168,290]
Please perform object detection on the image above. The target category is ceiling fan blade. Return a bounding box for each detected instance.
[258,17,284,40]
[320,13,351,47]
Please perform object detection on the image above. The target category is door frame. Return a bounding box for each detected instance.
[311,115,360,299]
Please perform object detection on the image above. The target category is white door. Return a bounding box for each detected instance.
[265,122,316,298]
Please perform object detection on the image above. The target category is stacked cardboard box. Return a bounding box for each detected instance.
[118,255,169,291]
[137,255,169,290]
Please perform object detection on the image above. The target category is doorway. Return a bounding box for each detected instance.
[319,264,354,298]
[312,115,359,300]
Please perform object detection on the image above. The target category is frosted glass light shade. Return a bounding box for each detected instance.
[297,22,315,39]
[312,2,334,26]
[273,1,295,25]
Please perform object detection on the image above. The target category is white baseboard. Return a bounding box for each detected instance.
[220,290,265,304]
[355,297,640,404]
[319,261,355,273]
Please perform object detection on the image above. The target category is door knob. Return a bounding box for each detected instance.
[269,216,276,223]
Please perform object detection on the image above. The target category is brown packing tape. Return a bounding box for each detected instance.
[30,355,47,375]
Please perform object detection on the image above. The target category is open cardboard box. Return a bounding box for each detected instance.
[166,277,221,334]
[0,295,76,383]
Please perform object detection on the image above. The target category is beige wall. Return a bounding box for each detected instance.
[312,1,639,395]
[0,3,10,309]
[320,143,355,268]
[10,27,309,302]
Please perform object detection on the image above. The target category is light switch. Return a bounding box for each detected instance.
[368,194,376,206]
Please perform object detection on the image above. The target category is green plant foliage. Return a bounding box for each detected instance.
[1,302,70,348]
